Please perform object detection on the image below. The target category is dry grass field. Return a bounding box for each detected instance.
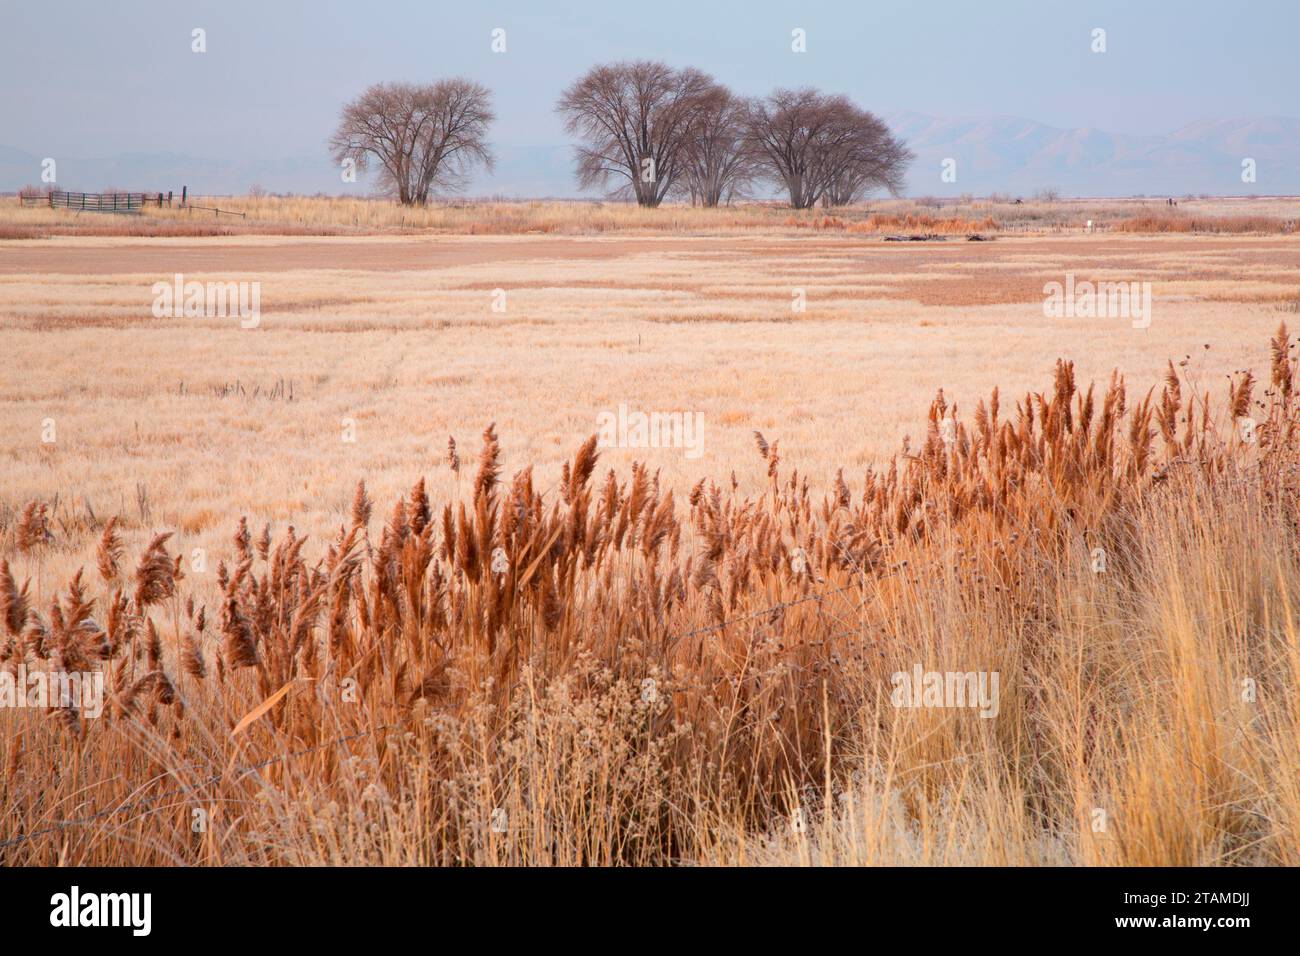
[4,193,1298,238]
[2,198,1299,866]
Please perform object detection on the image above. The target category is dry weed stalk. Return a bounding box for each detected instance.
[3,327,1299,866]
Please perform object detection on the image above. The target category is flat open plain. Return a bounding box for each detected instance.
[2,230,1297,578]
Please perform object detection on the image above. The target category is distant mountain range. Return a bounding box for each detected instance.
[4,112,1298,199]
[884,112,1300,197]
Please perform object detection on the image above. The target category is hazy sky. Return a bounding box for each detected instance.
[2,0,1296,174]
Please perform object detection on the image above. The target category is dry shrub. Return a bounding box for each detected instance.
[856,213,998,234]
[783,213,997,234]
[1113,213,1296,234]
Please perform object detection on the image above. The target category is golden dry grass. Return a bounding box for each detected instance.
[1,216,1298,866]
[2,230,1295,552]
[3,193,1297,239]
[2,327,1298,866]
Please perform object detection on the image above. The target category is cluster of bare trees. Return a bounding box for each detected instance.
[748,88,912,208]
[557,60,912,208]
[330,63,911,208]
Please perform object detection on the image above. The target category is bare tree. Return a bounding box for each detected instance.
[330,79,495,205]
[746,88,911,209]
[822,109,912,206]
[745,89,844,209]
[674,86,755,206]
[556,60,715,207]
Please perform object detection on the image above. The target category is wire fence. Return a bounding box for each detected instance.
[0,574,876,853]
[181,202,246,218]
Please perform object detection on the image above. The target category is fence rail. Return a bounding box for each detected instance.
[183,202,246,218]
